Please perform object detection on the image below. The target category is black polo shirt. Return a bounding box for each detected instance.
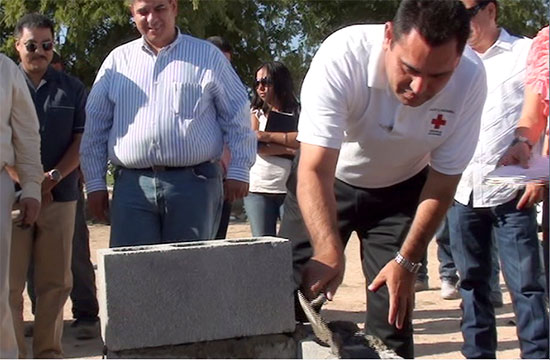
[22,65,87,202]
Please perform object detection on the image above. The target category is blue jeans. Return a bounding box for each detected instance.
[110,163,223,247]
[435,217,458,283]
[449,196,549,359]
[243,192,285,236]
[437,215,501,295]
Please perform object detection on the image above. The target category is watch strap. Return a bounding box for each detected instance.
[511,136,533,150]
[394,251,422,274]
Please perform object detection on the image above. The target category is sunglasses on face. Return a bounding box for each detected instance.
[254,77,273,88]
[24,41,54,53]
[466,0,492,18]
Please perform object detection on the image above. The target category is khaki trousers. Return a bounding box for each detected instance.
[0,170,17,359]
[9,200,76,358]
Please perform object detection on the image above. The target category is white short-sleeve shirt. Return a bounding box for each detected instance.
[297,25,487,188]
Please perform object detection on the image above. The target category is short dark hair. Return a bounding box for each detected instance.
[14,13,54,39]
[251,61,299,115]
[392,0,470,55]
[473,0,498,21]
[206,36,232,54]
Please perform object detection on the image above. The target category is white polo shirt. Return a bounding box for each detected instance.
[297,25,487,188]
[454,29,532,207]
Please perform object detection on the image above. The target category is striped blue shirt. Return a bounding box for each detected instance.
[80,32,256,193]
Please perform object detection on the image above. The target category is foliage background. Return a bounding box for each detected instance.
[1,0,548,93]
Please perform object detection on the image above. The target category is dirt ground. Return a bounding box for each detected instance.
[20,221,521,358]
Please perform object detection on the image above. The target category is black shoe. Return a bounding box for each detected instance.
[24,323,33,337]
[71,319,100,340]
[490,291,504,308]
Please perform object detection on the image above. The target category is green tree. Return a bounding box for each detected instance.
[0,0,301,87]
[1,0,548,91]
[497,0,549,37]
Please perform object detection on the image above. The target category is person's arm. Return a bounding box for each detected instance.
[250,111,259,131]
[42,134,83,198]
[10,64,43,225]
[368,168,460,328]
[513,89,546,210]
[213,53,256,201]
[257,131,299,149]
[498,87,547,210]
[297,142,343,300]
[498,88,547,169]
[254,111,298,155]
[257,142,297,156]
[80,55,115,222]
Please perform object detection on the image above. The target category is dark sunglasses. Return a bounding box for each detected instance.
[254,77,273,88]
[24,41,54,53]
[466,0,492,18]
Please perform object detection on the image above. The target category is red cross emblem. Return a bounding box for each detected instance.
[431,114,447,129]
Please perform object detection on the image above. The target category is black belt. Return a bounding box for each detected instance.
[133,165,187,172]
[121,161,213,172]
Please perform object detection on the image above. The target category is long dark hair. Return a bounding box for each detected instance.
[251,61,299,115]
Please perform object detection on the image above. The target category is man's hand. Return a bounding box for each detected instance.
[41,174,57,194]
[88,190,110,223]
[301,249,345,301]
[368,259,416,330]
[41,191,53,209]
[517,183,544,210]
[18,197,41,226]
[498,142,531,168]
[224,179,248,202]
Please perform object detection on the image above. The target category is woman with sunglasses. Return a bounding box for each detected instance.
[244,61,300,236]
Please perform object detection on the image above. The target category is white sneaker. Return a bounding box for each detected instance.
[440,280,460,300]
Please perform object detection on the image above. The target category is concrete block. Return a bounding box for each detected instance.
[97,237,294,351]
[107,333,296,358]
[299,339,336,359]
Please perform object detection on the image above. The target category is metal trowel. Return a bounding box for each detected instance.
[297,290,343,356]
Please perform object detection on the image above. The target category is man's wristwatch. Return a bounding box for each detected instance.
[511,136,533,150]
[47,169,63,183]
[394,251,422,274]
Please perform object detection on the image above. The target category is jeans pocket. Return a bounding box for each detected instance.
[191,162,221,182]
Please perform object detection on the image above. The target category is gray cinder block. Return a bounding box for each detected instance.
[106,333,296,358]
[97,237,295,351]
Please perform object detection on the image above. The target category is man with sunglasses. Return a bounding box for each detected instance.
[0,53,42,359]
[289,1,485,357]
[80,0,255,247]
[9,13,87,358]
[449,1,548,358]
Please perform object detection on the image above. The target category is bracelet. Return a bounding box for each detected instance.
[283,133,288,145]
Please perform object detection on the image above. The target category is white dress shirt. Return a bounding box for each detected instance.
[455,29,532,207]
[81,31,256,193]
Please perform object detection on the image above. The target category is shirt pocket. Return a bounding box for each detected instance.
[172,82,202,118]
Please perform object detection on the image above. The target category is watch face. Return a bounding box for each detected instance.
[49,170,61,182]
